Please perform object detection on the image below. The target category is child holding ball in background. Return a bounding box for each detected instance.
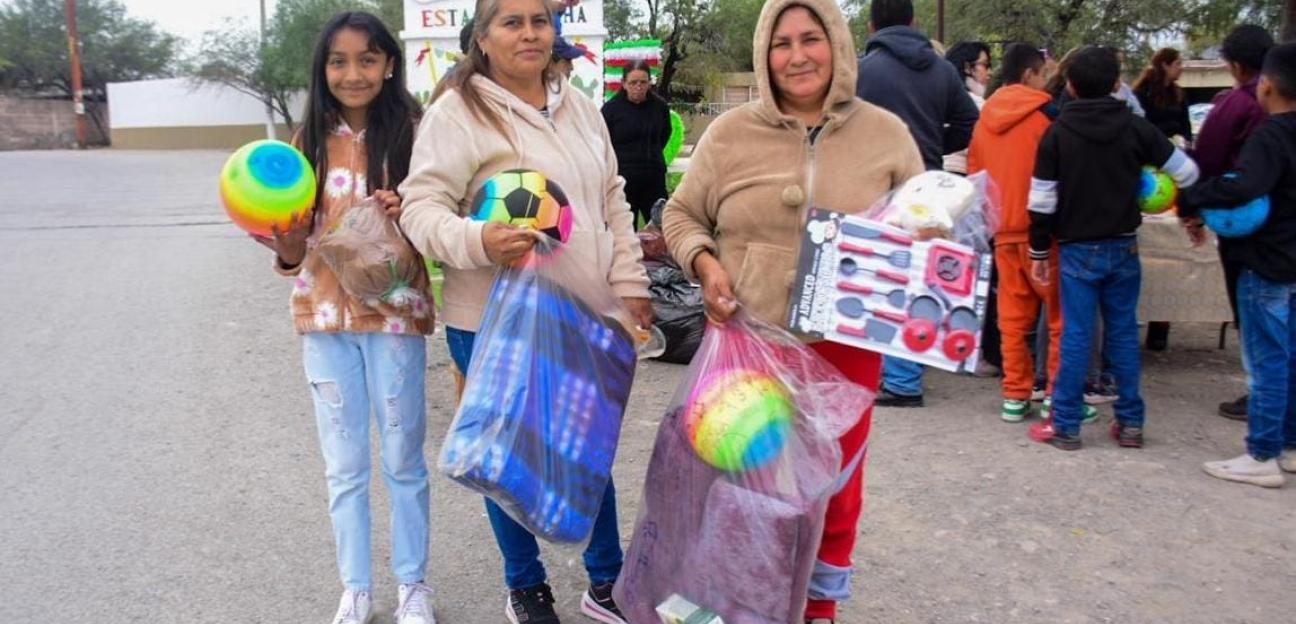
[251,11,436,624]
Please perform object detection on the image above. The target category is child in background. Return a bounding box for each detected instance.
[1026,46,1199,451]
[1180,42,1296,488]
[252,12,436,624]
[969,43,1099,424]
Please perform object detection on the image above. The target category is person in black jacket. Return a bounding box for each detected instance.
[1134,47,1194,352]
[601,60,672,230]
[856,0,980,407]
[1181,42,1296,487]
[1026,46,1199,451]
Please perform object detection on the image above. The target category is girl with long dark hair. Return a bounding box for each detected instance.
[601,60,672,229]
[252,11,435,624]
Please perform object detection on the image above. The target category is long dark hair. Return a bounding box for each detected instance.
[1132,47,1185,108]
[432,0,559,141]
[300,11,420,197]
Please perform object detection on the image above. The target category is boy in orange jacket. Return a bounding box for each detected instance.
[970,44,1095,423]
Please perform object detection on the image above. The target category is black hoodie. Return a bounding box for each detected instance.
[1028,98,1177,256]
[1181,112,1296,283]
[856,26,979,169]
[601,91,672,174]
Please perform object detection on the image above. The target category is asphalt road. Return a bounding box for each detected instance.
[1,150,1293,624]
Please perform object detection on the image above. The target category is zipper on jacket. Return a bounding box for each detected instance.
[804,120,830,213]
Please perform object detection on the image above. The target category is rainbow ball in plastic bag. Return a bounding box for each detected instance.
[219,140,316,237]
[1138,166,1177,214]
[684,369,794,472]
[472,169,574,243]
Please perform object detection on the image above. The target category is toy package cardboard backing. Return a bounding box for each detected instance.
[788,210,992,373]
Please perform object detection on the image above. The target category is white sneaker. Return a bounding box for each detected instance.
[397,582,436,624]
[331,589,372,624]
[1203,453,1285,488]
[1280,449,1296,474]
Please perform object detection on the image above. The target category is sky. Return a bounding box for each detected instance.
[119,0,279,43]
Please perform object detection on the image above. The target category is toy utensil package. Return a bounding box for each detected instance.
[438,237,638,544]
[315,197,425,307]
[614,312,874,624]
[788,210,992,373]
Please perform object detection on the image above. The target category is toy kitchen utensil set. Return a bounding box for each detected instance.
[789,210,992,373]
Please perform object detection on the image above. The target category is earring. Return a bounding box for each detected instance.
[385,73,393,79]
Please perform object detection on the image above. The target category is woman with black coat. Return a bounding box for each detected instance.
[601,60,672,229]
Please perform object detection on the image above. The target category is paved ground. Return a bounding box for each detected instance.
[1,150,1293,624]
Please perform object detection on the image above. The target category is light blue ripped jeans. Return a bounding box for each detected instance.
[302,332,430,592]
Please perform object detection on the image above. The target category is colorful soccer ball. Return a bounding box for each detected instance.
[683,369,794,472]
[1138,166,1177,214]
[471,169,574,243]
[219,140,316,237]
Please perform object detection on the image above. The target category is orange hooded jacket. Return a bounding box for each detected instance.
[968,84,1057,246]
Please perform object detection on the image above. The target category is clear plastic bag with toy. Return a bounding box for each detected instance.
[614,311,874,624]
[862,170,1002,252]
[438,237,643,544]
[314,197,425,307]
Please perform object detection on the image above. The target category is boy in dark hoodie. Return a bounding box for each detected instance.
[968,44,1099,424]
[1180,43,1296,488]
[1027,46,1199,451]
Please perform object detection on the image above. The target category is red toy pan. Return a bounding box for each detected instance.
[942,307,979,361]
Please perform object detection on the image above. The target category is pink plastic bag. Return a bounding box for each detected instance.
[614,311,874,624]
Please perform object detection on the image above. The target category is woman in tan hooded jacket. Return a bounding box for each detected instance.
[663,0,923,621]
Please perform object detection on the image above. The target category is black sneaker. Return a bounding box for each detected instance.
[579,582,626,623]
[875,386,924,408]
[507,583,560,624]
[1218,394,1248,421]
[1110,422,1144,448]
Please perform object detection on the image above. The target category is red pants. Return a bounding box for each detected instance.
[804,341,880,621]
[996,242,1062,399]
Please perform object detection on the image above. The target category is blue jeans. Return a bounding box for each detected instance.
[302,332,430,591]
[881,356,924,396]
[1236,270,1296,459]
[1053,238,1145,435]
[445,327,624,589]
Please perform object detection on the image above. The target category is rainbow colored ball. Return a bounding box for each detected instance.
[1138,166,1177,214]
[684,369,794,472]
[472,169,574,243]
[219,140,316,237]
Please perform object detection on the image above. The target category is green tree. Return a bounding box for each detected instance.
[0,0,178,141]
[605,0,645,40]
[190,0,389,132]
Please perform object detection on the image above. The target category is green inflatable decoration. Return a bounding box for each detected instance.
[664,110,685,166]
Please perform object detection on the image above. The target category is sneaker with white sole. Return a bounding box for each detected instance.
[331,589,373,624]
[1031,377,1047,402]
[507,583,560,624]
[1281,449,1296,474]
[1038,397,1099,424]
[1001,399,1030,423]
[1203,453,1285,488]
[397,582,436,624]
[580,582,626,623]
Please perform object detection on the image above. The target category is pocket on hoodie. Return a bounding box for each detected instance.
[733,242,798,327]
[562,229,616,281]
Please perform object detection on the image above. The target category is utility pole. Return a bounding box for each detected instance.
[64,0,87,148]
[937,0,946,44]
[260,0,277,140]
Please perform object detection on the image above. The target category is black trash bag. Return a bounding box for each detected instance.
[648,265,705,365]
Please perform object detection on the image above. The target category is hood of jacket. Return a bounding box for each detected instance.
[865,25,937,71]
[1058,97,1132,143]
[981,84,1054,135]
[751,0,859,127]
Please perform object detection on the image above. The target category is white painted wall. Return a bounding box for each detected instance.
[107,78,306,129]
[401,0,607,105]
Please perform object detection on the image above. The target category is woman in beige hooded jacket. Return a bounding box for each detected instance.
[663,0,923,621]
[398,1,650,622]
